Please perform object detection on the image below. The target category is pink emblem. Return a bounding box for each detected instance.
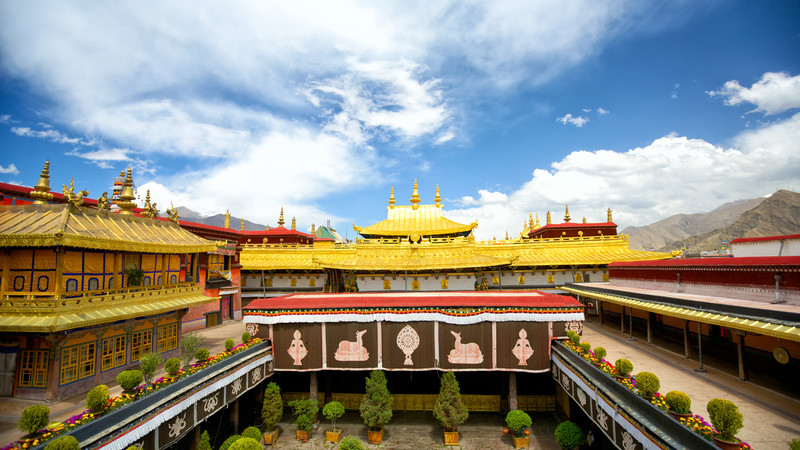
[334,330,369,361]
[287,330,308,365]
[447,330,484,364]
[512,328,534,365]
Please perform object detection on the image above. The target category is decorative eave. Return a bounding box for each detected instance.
[314,241,509,271]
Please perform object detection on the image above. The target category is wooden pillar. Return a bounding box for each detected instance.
[598,300,604,325]
[189,424,202,448]
[737,333,748,381]
[620,307,625,333]
[230,398,239,435]
[55,247,65,297]
[46,355,60,401]
[310,371,319,424]
[683,320,691,359]
[508,372,518,411]
[160,253,168,286]
[0,250,10,300]
[646,313,653,344]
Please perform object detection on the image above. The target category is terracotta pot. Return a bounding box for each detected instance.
[263,428,279,445]
[668,410,693,421]
[295,429,311,442]
[368,426,384,444]
[326,429,342,444]
[503,427,510,435]
[444,429,459,446]
[614,375,632,382]
[512,435,530,449]
[712,434,741,450]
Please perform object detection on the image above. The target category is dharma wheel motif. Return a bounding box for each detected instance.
[396,325,420,365]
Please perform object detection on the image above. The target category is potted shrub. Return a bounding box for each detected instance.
[165,357,181,378]
[707,398,744,450]
[289,398,318,442]
[228,438,262,450]
[139,352,162,385]
[339,435,363,449]
[195,348,210,363]
[261,382,283,445]
[225,338,235,352]
[241,426,261,442]
[180,331,205,367]
[18,404,49,437]
[566,330,580,346]
[505,410,532,449]
[86,384,109,415]
[665,391,692,419]
[323,401,345,443]
[433,371,468,446]
[199,430,212,450]
[116,369,143,394]
[44,435,80,450]
[242,331,252,343]
[634,372,660,399]
[593,347,606,366]
[124,265,144,287]
[219,435,243,450]
[554,421,584,450]
[359,370,393,444]
[614,358,633,380]
[579,341,591,354]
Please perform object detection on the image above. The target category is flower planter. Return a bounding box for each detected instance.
[712,434,741,450]
[443,430,459,446]
[512,435,530,449]
[614,374,631,382]
[296,429,311,442]
[263,428,279,445]
[368,426,384,444]
[668,411,693,421]
[325,429,342,444]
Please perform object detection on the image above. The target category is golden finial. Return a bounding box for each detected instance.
[117,168,137,215]
[528,212,533,228]
[311,223,316,235]
[434,184,441,208]
[240,218,245,231]
[564,204,571,223]
[140,190,153,218]
[546,211,551,225]
[277,207,285,227]
[583,217,587,223]
[410,178,420,210]
[30,161,54,205]
[224,210,231,229]
[535,213,540,228]
[607,208,613,223]
[265,225,270,231]
[291,217,296,230]
[388,186,396,209]
[505,231,509,240]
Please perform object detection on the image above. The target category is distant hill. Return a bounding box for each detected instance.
[172,206,267,231]
[623,190,800,253]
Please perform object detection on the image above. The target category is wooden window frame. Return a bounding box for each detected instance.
[18,349,48,388]
[131,329,153,362]
[157,323,178,353]
[101,335,126,372]
[60,342,95,385]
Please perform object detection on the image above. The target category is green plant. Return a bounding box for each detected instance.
[566,330,580,345]
[289,398,319,431]
[180,331,205,366]
[219,435,242,450]
[86,384,109,413]
[195,347,210,362]
[262,382,284,431]
[241,426,261,441]
[124,265,144,287]
[359,370,393,429]
[504,410,532,438]
[339,436,364,450]
[665,391,692,414]
[225,338,235,352]
[229,437,262,450]
[579,341,591,353]
[242,331,252,343]
[44,435,80,450]
[165,357,181,376]
[635,372,660,398]
[116,370,143,393]
[789,438,800,450]
[554,421,584,450]
[18,404,49,435]
[198,430,212,450]
[433,371,468,431]
[139,352,162,384]
[323,401,346,432]
[593,346,607,361]
[615,358,633,377]
[707,398,743,442]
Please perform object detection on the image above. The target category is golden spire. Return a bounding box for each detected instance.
[608,208,613,223]
[265,225,270,231]
[505,231,509,240]
[546,211,551,225]
[564,204,571,223]
[117,168,137,215]
[434,184,441,208]
[410,178,420,210]
[388,186,396,209]
[311,223,316,236]
[240,218,245,231]
[535,213,540,228]
[291,217,296,230]
[529,212,533,228]
[224,210,231,228]
[582,217,587,223]
[277,207,285,227]
[140,190,153,218]
[30,161,54,205]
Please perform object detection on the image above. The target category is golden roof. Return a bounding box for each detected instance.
[0,204,218,253]
[240,246,322,270]
[494,236,673,267]
[354,204,477,237]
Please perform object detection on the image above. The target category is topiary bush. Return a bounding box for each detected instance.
[359,370,392,429]
[116,370,143,393]
[139,353,162,385]
[665,391,692,414]
[554,421,584,450]
[504,410,532,438]
[635,371,660,398]
[44,435,80,450]
[165,357,181,376]
[433,371,468,432]
[198,430,212,450]
[566,330,580,345]
[262,382,284,431]
[180,331,205,367]
[219,434,242,450]
[615,358,633,377]
[225,338,235,352]
[289,398,318,431]
[593,346,607,361]
[18,404,49,435]
[707,398,743,442]
[195,348,210,362]
[229,437,262,450]
[579,341,591,354]
[323,401,346,432]
[241,426,261,441]
[789,438,800,450]
[242,331,252,343]
[86,384,109,413]
[339,436,363,450]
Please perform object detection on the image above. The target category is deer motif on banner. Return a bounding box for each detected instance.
[447,330,484,364]
[335,329,369,361]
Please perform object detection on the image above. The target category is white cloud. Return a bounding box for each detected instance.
[671,83,680,99]
[582,108,592,113]
[708,72,800,115]
[0,163,20,175]
[434,131,455,145]
[556,114,589,127]
[448,113,800,240]
[0,115,11,124]
[597,107,609,115]
[11,126,93,146]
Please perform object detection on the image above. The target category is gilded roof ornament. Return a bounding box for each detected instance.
[564,204,571,223]
[30,161,55,205]
[410,178,421,210]
[434,184,441,208]
[224,210,231,229]
[62,178,89,207]
[535,213,540,228]
[277,207,285,227]
[389,186,396,209]
[140,190,153,218]
[311,223,316,235]
[240,218,245,231]
[97,192,110,211]
[583,217,587,223]
[166,202,180,223]
[291,217,296,230]
[546,211,551,225]
[117,168,137,215]
[608,208,613,223]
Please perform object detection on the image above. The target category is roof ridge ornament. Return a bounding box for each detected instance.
[240,218,245,231]
[166,202,180,223]
[117,168,137,215]
[62,178,88,207]
[140,190,153,218]
[224,209,231,228]
[546,211,551,225]
[410,178,421,210]
[564,204,571,223]
[434,184,441,208]
[30,161,55,205]
[277,207,285,227]
[389,186,396,209]
[608,208,613,223]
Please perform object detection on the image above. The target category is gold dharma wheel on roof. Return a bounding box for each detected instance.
[409,232,421,243]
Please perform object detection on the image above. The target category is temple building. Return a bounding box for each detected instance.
[0,163,219,400]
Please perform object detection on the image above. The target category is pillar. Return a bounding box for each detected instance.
[189,424,202,448]
[683,320,691,359]
[620,307,625,333]
[737,333,748,381]
[598,300,604,325]
[310,372,319,425]
[646,313,653,344]
[230,398,239,435]
[508,372,518,411]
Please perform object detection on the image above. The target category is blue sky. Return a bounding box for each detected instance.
[1,1,799,240]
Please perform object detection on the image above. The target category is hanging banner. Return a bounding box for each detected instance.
[381,321,436,370]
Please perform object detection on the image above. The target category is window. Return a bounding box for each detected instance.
[18,350,48,388]
[101,335,126,371]
[60,342,95,385]
[157,323,178,353]
[131,329,153,362]
[87,278,99,291]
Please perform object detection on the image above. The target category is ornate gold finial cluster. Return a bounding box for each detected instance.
[564,204,571,223]
[62,178,89,207]
[224,210,231,229]
[434,184,441,208]
[410,178,421,210]
[277,207,285,227]
[388,186,396,209]
[607,208,613,223]
[140,190,154,218]
[535,213,540,228]
[546,211,551,225]
[291,217,296,230]
[166,202,180,223]
[117,168,137,215]
[31,161,55,205]
[240,218,245,231]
